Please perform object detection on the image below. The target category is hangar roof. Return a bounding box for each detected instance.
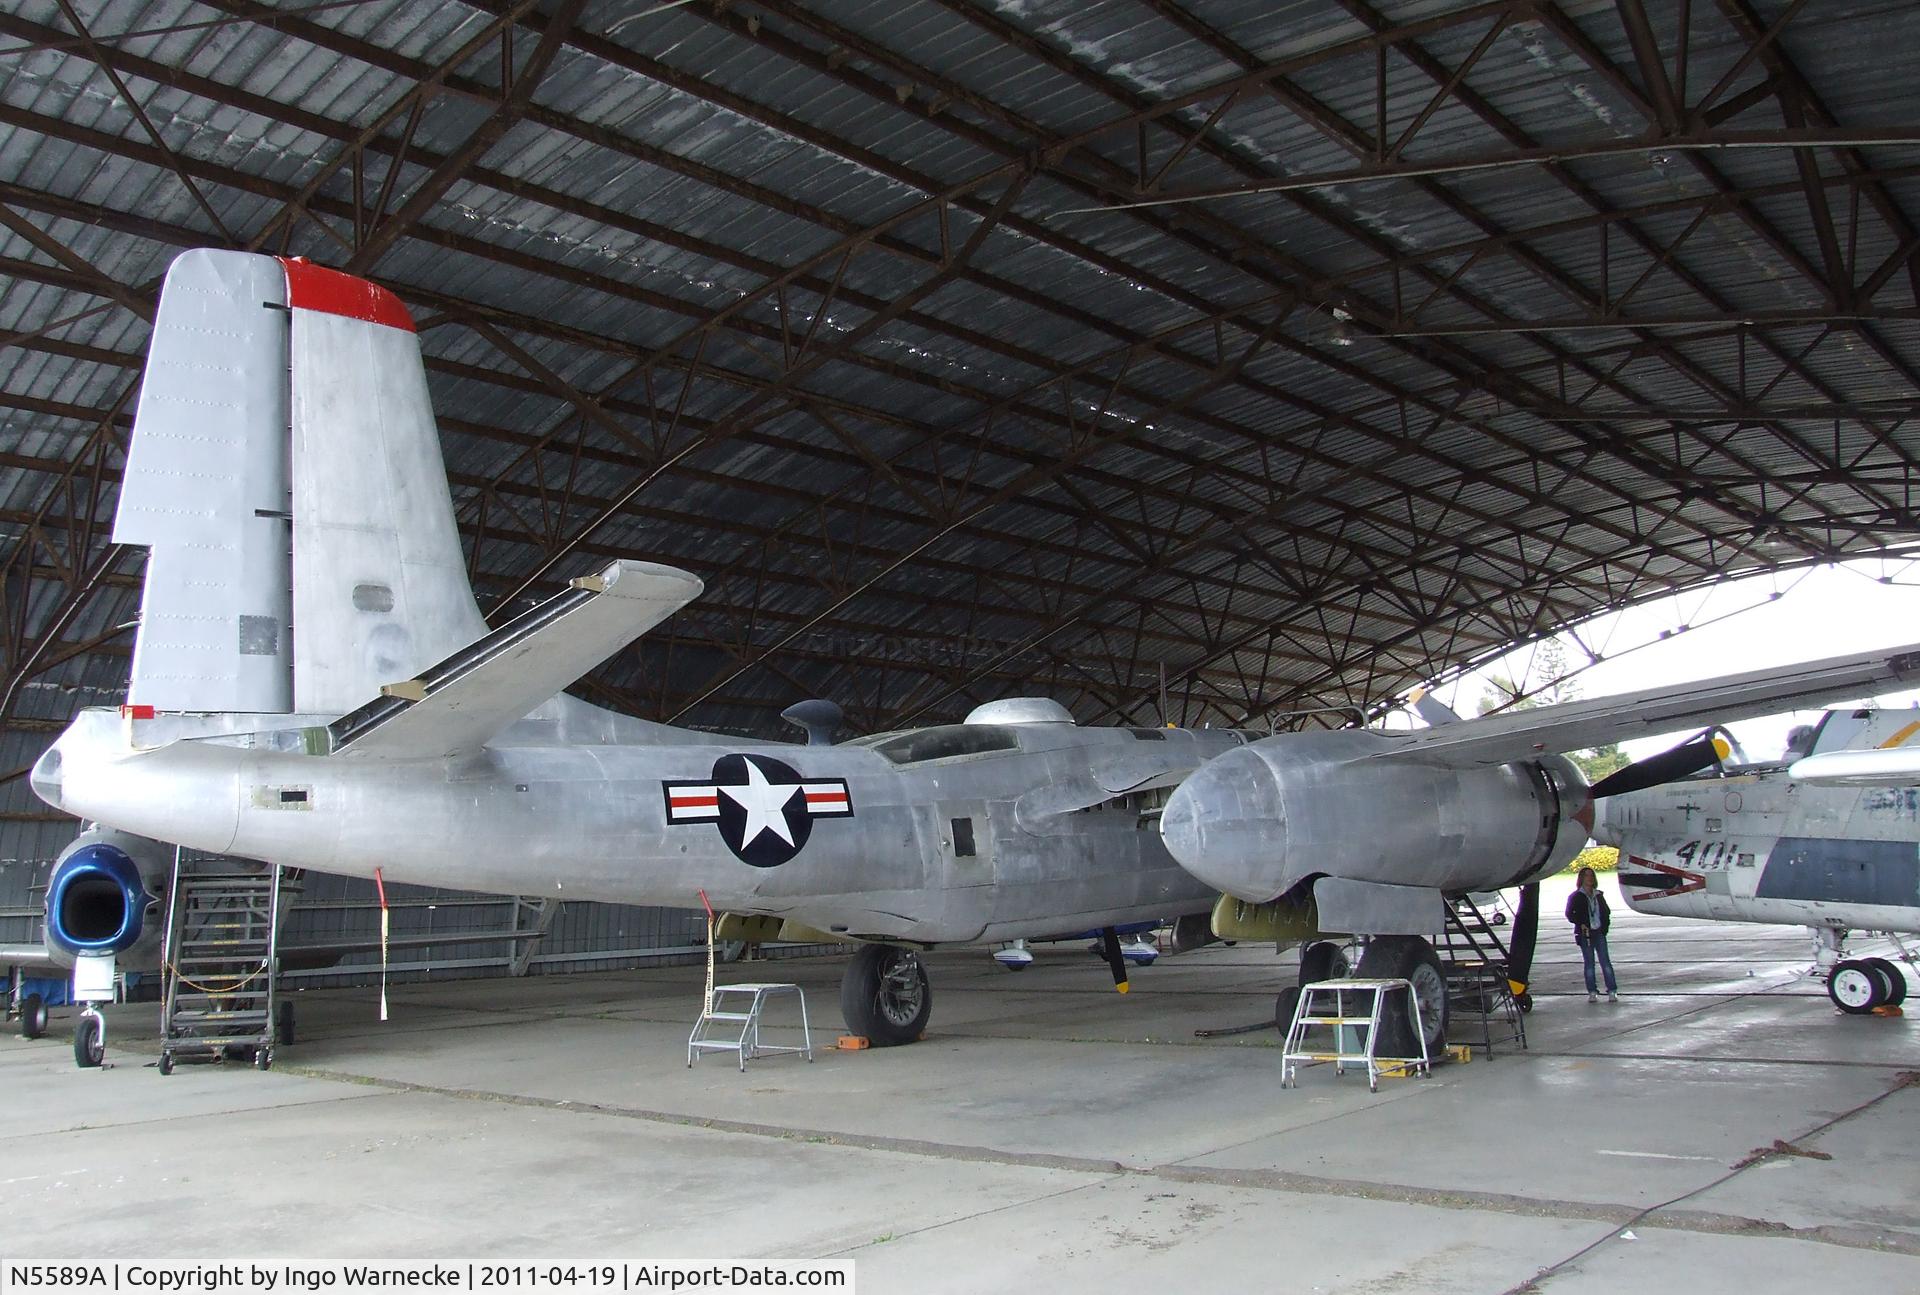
[2,0,1919,764]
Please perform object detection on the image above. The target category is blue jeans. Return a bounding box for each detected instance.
[1580,934,1617,994]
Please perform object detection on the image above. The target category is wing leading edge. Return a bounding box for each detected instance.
[1376,642,1920,768]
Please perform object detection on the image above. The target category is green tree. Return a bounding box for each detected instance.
[1571,744,1629,784]
[1479,639,1621,782]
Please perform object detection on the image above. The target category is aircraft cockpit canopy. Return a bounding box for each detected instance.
[1784,722,1819,761]
[857,725,1021,765]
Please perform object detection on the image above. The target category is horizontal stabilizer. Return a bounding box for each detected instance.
[329,560,702,760]
[1380,642,1920,768]
[1790,748,1920,787]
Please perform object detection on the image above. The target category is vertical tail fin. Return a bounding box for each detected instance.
[116,250,293,712]
[117,250,489,717]
[282,259,488,714]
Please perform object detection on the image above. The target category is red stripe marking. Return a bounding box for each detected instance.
[120,704,157,719]
[671,794,720,808]
[805,792,848,804]
[280,257,414,333]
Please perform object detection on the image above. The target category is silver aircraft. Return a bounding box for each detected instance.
[1594,708,1920,1014]
[24,249,1920,1059]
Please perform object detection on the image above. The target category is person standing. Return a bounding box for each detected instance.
[1566,866,1618,1002]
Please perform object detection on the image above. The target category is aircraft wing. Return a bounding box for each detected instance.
[1014,748,1202,825]
[329,559,703,760]
[1789,747,1920,787]
[0,943,57,969]
[1373,642,1920,767]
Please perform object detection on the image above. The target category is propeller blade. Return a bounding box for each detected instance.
[1100,926,1130,994]
[1408,684,1463,727]
[1589,734,1730,799]
[1506,883,1539,997]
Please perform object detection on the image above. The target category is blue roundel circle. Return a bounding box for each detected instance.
[45,843,149,957]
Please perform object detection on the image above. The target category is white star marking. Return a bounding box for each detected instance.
[721,759,799,847]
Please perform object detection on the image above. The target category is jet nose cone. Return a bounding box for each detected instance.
[29,741,64,810]
[1160,746,1288,903]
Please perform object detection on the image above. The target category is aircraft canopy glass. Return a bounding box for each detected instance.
[863,725,1020,764]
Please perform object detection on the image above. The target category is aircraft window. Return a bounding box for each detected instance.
[842,730,905,748]
[870,725,1019,764]
[1129,728,1168,740]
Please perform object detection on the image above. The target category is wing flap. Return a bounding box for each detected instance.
[330,559,702,759]
[1380,643,1920,768]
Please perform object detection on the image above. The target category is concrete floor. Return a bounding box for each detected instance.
[6,875,1918,1293]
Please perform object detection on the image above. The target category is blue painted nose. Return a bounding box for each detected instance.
[46,843,150,957]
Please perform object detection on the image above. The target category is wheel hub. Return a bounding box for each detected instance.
[1409,963,1447,1046]
[1831,967,1877,1010]
[877,952,925,1027]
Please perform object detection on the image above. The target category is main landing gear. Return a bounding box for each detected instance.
[1828,957,1909,1014]
[1272,935,1449,1058]
[1273,940,1351,1032]
[1356,936,1450,1059]
[840,944,932,1046]
[17,991,48,1040]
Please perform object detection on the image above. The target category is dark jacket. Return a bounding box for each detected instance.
[1565,887,1610,942]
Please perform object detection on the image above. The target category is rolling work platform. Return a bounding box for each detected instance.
[687,982,814,1071]
[1280,977,1431,1092]
[1437,894,1528,1057]
[158,851,297,1073]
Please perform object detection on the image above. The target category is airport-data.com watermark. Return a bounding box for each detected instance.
[1,1264,854,1294]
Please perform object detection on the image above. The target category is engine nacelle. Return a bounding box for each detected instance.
[41,828,173,970]
[1160,730,1590,904]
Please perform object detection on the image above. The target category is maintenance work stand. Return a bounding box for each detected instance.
[1281,976,1432,1092]
[687,982,814,1071]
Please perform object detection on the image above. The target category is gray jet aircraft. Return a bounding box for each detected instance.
[1595,708,1920,1013]
[25,250,1920,1060]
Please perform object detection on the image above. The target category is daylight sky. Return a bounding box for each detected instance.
[1419,556,1920,762]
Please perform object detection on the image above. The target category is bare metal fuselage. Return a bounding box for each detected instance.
[38,701,1239,945]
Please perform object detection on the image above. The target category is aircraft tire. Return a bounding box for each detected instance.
[158,1051,173,1076]
[1355,936,1449,1058]
[1828,960,1884,1014]
[20,992,46,1039]
[1273,984,1302,1035]
[841,945,931,1046]
[1863,958,1908,1006]
[1298,940,1350,987]
[73,1016,103,1069]
[275,1000,296,1045]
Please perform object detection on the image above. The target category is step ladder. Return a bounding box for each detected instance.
[158,851,298,1074]
[1281,977,1431,1092]
[687,983,813,1072]
[1436,894,1527,1057]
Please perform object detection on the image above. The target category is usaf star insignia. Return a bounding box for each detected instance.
[663,753,853,867]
